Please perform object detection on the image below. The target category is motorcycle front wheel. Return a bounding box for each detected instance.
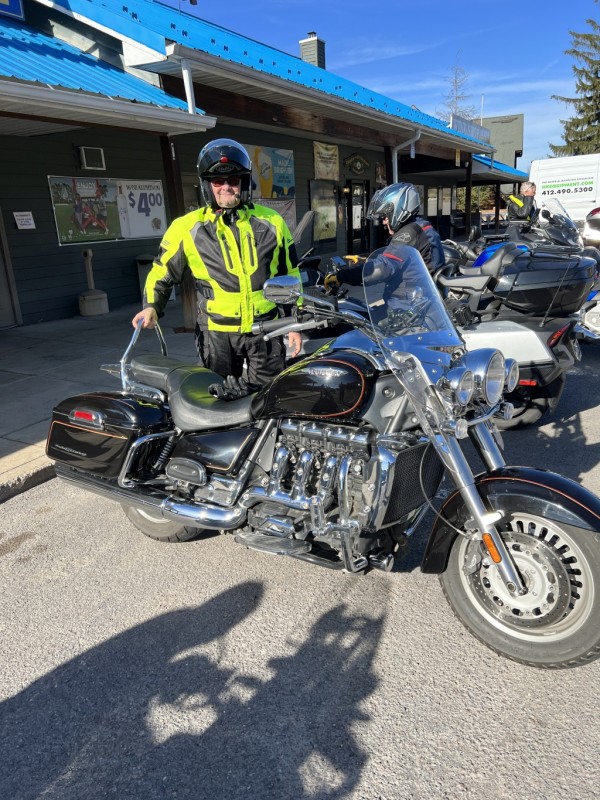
[122,504,200,543]
[440,509,600,668]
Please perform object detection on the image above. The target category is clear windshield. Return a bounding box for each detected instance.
[538,197,577,228]
[361,244,463,424]
[362,244,462,356]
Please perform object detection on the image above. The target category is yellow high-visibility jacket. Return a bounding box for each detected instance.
[144,203,300,333]
[506,194,535,221]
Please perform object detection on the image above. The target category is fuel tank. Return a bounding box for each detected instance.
[252,350,378,421]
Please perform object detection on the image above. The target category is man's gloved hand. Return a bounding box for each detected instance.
[324,273,340,295]
[209,375,260,400]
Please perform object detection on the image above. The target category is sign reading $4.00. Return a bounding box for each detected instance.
[117,180,167,239]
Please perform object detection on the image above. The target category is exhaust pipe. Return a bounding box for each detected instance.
[56,466,321,530]
[55,465,247,530]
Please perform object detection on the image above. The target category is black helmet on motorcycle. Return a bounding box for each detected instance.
[367,183,421,231]
[197,138,253,207]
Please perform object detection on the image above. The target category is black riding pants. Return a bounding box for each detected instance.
[194,326,286,383]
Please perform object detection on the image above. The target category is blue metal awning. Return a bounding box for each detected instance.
[474,155,528,181]
[36,0,494,151]
[0,17,196,111]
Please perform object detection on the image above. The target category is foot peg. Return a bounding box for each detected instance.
[234,530,311,556]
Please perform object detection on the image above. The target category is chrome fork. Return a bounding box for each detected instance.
[431,429,526,596]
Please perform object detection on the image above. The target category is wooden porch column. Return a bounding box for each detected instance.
[160,135,196,331]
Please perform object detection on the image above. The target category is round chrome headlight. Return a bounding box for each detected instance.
[484,350,506,405]
[504,358,519,393]
[439,366,474,407]
[466,348,506,405]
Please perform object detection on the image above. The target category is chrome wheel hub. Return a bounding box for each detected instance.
[461,513,594,640]
[473,530,571,627]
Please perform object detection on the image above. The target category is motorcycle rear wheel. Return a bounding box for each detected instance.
[122,504,200,543]
[440,509,600,668]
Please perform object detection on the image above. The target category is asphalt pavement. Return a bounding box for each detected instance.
[0,296,197,503]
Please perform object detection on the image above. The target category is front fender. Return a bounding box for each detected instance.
[421,466,600,574]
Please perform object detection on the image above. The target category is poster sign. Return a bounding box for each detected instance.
[48,176,167,245]
[0,0,25,20]
[310,180,337,242]
[256,198,297,233]
[49,177,117,244]
[116,180,167,239]
[245,145,295,199]
[314,142,339,181]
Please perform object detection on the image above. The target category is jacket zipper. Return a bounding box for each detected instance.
[220,233,235,273]
[246,232,256,268]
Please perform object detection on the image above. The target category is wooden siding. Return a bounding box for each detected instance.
[0,130,168,325]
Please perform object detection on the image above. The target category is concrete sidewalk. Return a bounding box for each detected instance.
[0,299,197,502]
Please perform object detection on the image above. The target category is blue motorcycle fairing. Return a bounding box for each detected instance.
[421,465,600,574]
[472,241,529,268]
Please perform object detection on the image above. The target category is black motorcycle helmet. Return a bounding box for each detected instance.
[197,138,253,207]
[366,182,420,231]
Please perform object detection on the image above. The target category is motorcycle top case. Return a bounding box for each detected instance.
[494,252,595,316]
[46,392,169,478]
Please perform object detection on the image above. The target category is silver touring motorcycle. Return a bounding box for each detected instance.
[47,245,600,668]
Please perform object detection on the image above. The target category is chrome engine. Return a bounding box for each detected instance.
[190,418,436,570]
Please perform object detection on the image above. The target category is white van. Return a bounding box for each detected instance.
[528,154,600,241]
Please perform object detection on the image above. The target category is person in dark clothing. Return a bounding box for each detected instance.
[506,181,537,222]
[132,139,302,384]
[372,183,432,266]
[415,214,446,271]
[325,183,441,290]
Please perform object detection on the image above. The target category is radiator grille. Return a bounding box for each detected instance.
[383,443,444,524]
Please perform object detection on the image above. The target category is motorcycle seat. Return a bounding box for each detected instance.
[166,367,255,432]
[129,355,254,431]
[478,242,521,276]
[130,354,196,391]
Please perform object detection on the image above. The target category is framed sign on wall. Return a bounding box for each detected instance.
[310,180,337,243]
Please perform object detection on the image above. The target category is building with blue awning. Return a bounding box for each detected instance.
[0,0,526,326]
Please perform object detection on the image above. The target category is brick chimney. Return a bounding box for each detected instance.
[299,31,326,69]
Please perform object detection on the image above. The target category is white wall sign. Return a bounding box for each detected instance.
[13,211,35,230]
[117,180,167,238]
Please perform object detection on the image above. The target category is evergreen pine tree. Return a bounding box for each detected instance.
[550,2,600,155]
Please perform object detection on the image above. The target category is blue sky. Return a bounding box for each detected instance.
[184,0,597,174]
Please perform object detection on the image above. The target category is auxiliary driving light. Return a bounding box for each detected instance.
[504,358,519,393]
[439,366,474,407]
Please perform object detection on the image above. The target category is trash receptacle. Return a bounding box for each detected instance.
[136,254,175,302]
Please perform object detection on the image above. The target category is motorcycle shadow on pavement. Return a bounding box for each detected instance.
[502,353,600,487]
[0,581,383,800]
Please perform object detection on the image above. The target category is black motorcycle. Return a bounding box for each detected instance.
[46,245,600,668]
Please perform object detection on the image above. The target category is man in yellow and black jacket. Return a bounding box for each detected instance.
[132,138,302,384]
[506,181,537,222]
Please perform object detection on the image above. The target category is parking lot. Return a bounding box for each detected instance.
[1,344,600,800]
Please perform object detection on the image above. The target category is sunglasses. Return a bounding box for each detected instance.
[210,176,241,186]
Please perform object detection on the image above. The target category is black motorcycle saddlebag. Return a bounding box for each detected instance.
[494,252,595,316]
[46,392,170,478]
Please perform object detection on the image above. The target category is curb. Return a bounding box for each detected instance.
[0,464,56,504]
